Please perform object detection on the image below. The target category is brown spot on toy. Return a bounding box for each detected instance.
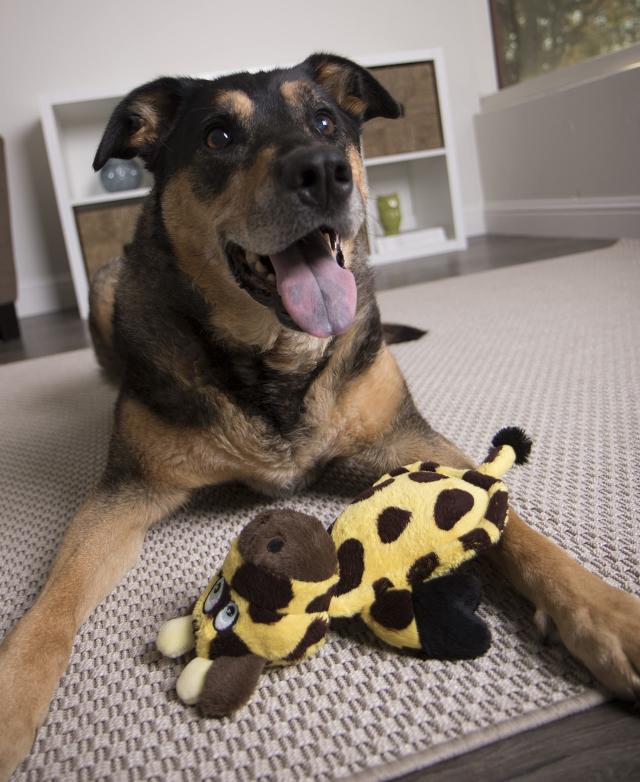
[434,489,475,530]
[335,539,365,595]
[484,446,500,463]
[407,553,439,585]
[209,631,252,659]
[419,461,439,472]
[409,472,446,484]
[388,467,409,477]
[306,585,335,613]
[351,477,395,504]
[373,577,393,596]
[231,562,293,610]
[460,528,493,552]
[377,506,412,543]
[486,490,509,530]
[370,588,414,630]
[249,604,283,624]
[285,618,328,661]
[463,470,499,491]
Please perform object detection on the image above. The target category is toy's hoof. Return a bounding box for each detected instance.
[157,615,196,658]
[176,657,213,705]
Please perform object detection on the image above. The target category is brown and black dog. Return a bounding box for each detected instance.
[1,53,639,777]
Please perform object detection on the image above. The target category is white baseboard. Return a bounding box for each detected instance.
[485,196,640,239]
[16,272,77,318]
[463,204,486,237]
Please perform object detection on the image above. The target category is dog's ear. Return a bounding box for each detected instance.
[305,53,403,122]
[93,77,193,171]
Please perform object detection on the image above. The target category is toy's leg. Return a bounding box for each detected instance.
[176,658,213,705]
[157,615,196,658]
[412,573,492,660]
[349,393,640,699]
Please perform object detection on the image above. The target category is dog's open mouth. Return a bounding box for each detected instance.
[226,227,357,338]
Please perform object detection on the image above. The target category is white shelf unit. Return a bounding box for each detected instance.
[41,48,466,319]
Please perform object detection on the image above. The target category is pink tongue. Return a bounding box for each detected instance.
[270,231,357,338]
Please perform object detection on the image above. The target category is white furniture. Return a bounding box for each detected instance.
[41,49,466,319]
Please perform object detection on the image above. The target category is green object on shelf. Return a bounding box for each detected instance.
[377,193,402,235]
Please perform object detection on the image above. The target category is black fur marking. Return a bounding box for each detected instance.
[413,573,491,660]
[381,323,427,345]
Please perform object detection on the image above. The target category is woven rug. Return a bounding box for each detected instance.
[2,240,639,781]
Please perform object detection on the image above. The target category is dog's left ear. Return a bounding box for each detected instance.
[304,53,403,122]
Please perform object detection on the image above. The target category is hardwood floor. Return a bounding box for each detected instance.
[400,702,640,782]
[1,234,636,782]
[0,235,614,367]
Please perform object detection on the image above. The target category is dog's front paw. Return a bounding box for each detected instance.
[550,575,640,700]
[0,648,39,781]
[0,616,71,780]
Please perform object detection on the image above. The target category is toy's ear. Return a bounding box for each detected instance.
[304,53,403,122]
[199,654,267,717]
[93,76,193,172]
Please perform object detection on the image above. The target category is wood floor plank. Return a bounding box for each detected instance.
[397,702,640,782]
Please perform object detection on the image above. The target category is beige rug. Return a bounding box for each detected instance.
[2,240,639,781]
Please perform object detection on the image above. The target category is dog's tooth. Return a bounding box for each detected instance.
[255,260,267,275]
[266,273,275,283]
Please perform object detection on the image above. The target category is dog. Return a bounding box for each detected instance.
[1,53,639,778]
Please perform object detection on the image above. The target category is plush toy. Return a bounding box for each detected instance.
[157,427,531,716]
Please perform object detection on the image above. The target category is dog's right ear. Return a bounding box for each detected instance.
[93,77,193,172]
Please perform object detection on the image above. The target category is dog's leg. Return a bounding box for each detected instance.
[0,475,187,779]
[356,413,640,700]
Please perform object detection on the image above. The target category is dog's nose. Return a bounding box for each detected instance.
[279,146,352,208]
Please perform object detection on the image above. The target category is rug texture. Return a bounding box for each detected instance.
[1,240,639,781]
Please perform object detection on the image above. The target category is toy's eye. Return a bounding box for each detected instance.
[204,577,224,613]
[214,601,239,631]
[313,111,336,138]
[267,537,284,553]
[206,126,233,149]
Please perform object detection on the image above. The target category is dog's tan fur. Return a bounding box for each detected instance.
[1,56,639,781]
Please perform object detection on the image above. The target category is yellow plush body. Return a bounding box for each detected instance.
[157,428,531,716]
[330,454,512,649]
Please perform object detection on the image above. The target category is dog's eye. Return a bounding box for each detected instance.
[314,112,336,138]
[214,601,239,631]
[206,127,233,150]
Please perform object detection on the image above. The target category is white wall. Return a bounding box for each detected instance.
[475,44,640,239]
[0,0,496,317]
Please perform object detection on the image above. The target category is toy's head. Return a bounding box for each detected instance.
[192,509,339,715]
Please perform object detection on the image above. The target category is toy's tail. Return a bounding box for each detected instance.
[477,427,532,479]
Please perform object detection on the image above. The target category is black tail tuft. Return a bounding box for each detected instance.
[492,427,532,465]
[382,323,428,345]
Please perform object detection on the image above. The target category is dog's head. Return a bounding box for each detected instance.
[94,54,401,339]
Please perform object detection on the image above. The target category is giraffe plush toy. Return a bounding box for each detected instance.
[157,427,531,716]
